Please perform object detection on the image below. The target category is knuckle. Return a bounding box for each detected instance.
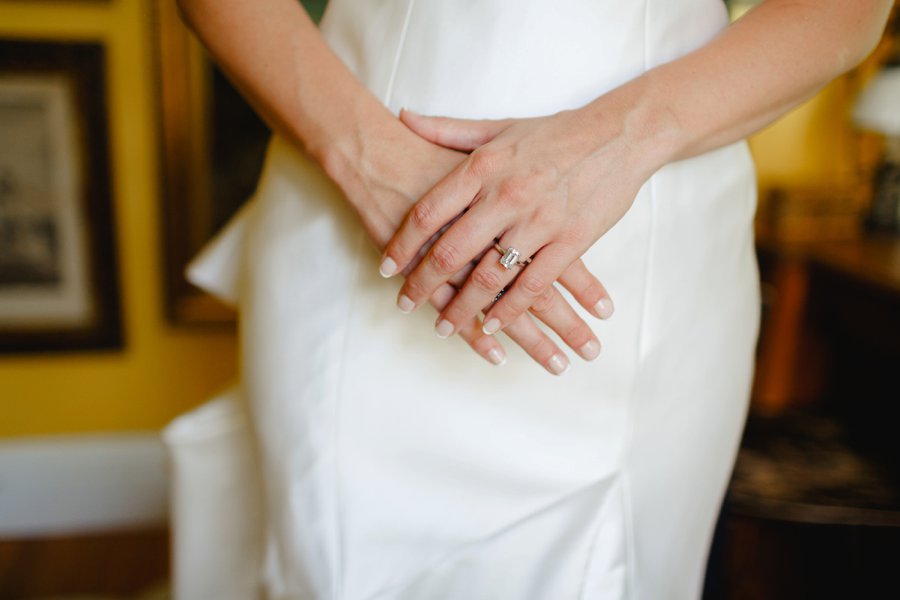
[428,241,460,274]
[441,301,469,325]
[529,289,556,314]
[537,206,563,228]
[520,274,548,297]
[447,266,471,288]
[410,201,436,231]
[470,267,504,294]
[492,297,525,324]
[497,178,525,205]
[428,284,455,310]
[466,149,495,176]
[566,276,602,305]
[563,323,592,347]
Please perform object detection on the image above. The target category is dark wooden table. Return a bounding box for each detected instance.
[706,236,900,600]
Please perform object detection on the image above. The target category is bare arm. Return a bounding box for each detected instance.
[175,0,393,189]
[614,0,893,168]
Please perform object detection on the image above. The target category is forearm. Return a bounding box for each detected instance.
[175,0,398,188]
[590,0,893,172]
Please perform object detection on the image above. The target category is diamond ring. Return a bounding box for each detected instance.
[494,242,532,270]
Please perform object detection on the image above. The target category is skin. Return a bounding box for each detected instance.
[176,0,616,375]
[383,0,894,341]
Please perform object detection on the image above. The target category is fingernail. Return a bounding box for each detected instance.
[487,347,507,366]
[595,298,614,319]
[379,257,398,278]
[579,339,601,361]
[397,294,415,314]
[435,319,454,339]
[482,318,501,335]
[547,354,570,375]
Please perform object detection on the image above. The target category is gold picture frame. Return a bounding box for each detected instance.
[0,39,123,353]
[155,0,328,325]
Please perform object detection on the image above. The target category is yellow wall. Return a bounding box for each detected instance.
[0,1,875,436]
[750,76,871,194]
[0,0,237,436]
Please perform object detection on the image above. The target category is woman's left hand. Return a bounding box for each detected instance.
[381,106,657,338]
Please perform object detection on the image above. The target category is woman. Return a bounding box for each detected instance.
[177,0,892,598]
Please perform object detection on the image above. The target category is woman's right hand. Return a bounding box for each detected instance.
[326,120,613,374]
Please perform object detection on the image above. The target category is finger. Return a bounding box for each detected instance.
[428,283,506,366]
[395,199,509,317]
[433,243,493,289]
[483,241,580,335]
[557,259,615,319]
[441,256,611,319]
[502,312,571,376]
[400,109,512,152]
[432,229,542,338]
[380,160,481,279]
[398,211,470,278]
[397,247,488,314]
[435,251,610,322]
[524,284,601,362]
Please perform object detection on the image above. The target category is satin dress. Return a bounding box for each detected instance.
[184,1,760,598]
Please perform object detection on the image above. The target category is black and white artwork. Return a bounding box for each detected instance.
[0,40,121,353]
[0,75,92,328]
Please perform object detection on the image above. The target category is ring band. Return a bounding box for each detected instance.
[494,243,532,270]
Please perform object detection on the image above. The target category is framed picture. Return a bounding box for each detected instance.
[155,0,326,325]
[0,40,122,354]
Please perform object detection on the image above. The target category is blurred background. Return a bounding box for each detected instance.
[0,0,897,598]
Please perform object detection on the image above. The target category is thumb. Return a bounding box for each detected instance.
[400,108,512,151]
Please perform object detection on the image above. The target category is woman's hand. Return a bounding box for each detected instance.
[380,0,894,341]
[335,123,614,374]
[380,106,648,340]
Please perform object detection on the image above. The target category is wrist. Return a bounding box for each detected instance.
[310,101,405,210]
[578,72,685,179]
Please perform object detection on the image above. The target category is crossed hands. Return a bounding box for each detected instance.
[346,106,645,375]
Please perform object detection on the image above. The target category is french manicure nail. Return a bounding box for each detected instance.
[579,339,601,361]
[487,348,507,366]
[379,257,398,278]
[397,294,415,314]
[435,319,454,339]
[482,318,502,335]
[595,298,614,319]
[547,354,570,375]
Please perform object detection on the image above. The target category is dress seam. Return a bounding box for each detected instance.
[620,2,655,599]
[332,4,416,596]
[577,477,621,600]
[383,0,418,108]
[331,229,368,600]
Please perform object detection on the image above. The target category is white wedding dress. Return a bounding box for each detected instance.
[169,1,760,598]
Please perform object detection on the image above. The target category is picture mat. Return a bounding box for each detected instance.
[0,75,93,328]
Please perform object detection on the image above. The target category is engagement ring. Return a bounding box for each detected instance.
[494,243,532,270]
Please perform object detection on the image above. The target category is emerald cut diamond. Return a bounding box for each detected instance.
[498,247,520,269]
